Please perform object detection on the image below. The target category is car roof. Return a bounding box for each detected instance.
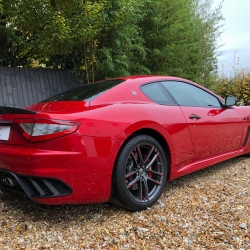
[89,75,190,105]
[90,75,223,106]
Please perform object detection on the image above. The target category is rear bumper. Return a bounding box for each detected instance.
[0,135,123,205]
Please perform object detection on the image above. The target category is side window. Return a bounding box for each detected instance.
[161,81,221,107]
[141,82,176,105]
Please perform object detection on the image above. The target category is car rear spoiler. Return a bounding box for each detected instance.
[0,106,36,114]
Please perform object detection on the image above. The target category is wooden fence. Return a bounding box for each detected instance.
[0,67,80,108]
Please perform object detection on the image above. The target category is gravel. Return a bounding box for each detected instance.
[0,156,249,249]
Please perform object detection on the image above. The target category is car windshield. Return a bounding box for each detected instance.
[41,79,125,102]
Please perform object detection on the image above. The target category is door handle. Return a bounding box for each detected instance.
[189,114,201,120]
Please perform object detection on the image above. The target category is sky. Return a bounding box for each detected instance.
[213,0,250,75]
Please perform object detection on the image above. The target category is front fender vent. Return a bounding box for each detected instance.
[242,127,250,147]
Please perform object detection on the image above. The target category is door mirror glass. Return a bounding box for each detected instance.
[225,96,237,106]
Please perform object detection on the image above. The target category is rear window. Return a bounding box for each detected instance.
[41,79,125,102]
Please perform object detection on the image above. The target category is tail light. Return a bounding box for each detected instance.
[13,119,80,142]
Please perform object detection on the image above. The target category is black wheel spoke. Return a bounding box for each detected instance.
[146,176,162,186]
[146,169,163,176]
[141,175,149,200]
[125,169,139,178]
[127,175,140,189]
[143,146,155,164]
[145,152,159,170]
[131,152,140,168]
[136,146,144,167]
[139,177,143,201]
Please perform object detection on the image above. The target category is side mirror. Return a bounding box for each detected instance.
[225,96,237,107]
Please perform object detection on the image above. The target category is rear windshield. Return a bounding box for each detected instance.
[42,79,125,102]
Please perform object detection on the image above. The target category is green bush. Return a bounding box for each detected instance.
[215,67,250,106]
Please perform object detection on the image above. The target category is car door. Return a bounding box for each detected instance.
[140,82,195,167]
[160,81,243,160]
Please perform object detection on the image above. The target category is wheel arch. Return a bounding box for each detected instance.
[114,127,171,180]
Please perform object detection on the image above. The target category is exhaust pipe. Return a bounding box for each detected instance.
[2,175,15,187]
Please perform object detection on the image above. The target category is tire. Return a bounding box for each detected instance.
[0,182,12,194]
[111,135,168,211]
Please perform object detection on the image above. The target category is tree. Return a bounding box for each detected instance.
[194,0,224,86]
[94,0,149,80]
[0,0,106,65]
[140,0,223,86]
[0,0,224,85]
[44,0,149,82]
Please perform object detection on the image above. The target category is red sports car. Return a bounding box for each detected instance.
[0,75,249,210]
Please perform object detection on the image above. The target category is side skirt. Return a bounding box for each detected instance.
[170,148,246,180]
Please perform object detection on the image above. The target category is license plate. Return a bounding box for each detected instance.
[0,126,11,141]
